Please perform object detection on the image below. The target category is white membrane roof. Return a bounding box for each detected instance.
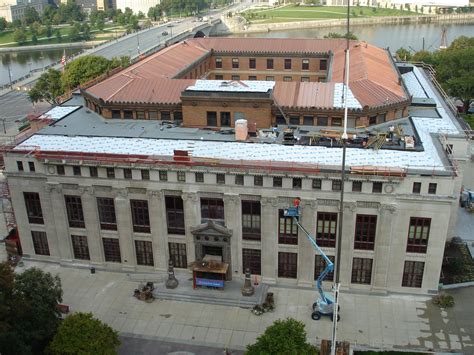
[186,80,275,93]
[39,106,81,121]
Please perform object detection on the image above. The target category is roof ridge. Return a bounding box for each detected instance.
[105,77,135,102]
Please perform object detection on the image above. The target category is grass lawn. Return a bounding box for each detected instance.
[243,5,416,24]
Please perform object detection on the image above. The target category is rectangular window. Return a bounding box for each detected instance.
[372,182,383,193]
[195,172,204,183]
[215,57,222,69]
[89,166,98,177]
[103,238,121,263]
[106,167,115,179]
[266,58,274,69]
[232,58,239,69]
[17,161,24,171]
[316,212,337,247]
[351,257,373,284]
[254,176,263,186]
[201,198,224,221]
[242,200,261,240]
[24,192,43,224]
[266,76,274,81]
[216,173,225,184]
[135,240,154,266]
[284,58,292,70]
[57,165,65,175]
[173,111,183,121]
[292,177,302,189]
[428,183,437,194]
[235,174,244,185]
[231,75,240,81]
[332,180,342,191]
[141,170,150,180]
[273,176,282,188]
[169,242,187,268]
[413,182,421,194]
[278,252,297,278]
[159,170,168,181]
[317,116,328,126]
[303,116,313,125]
[249,58,256,69]
[207,111,217,126]
[315,255,334,281]
[165,196,185,235]
[220,112,231,127]
[112,110,121,119]
[123,168,132,179]
[130,200,150,233]
[215,74,223,80]
[312,179,322,190]
[320,59,327,71]
[279,210,298,245]
[369,115,377,125]
[124,110,133,119]
[97,197,117,231]
[243,249,261,275]
[28,162,35,172]
[161,111,171,120]
[65,195,85,228]
[352,181,362,192]
[248,75,257,81]
[136,111,145,119]
[402,261,424,288]
[283,76,292,82]
[71,235,90,260]
[289,116,299,125]
[407,217,431,253]
[73,166,81,176]
[177,171,186,182]
[332,117,342,126]
[302,59,309,70]
[32,231,49,256]
[354,214,377,250]
[149,111,158,119]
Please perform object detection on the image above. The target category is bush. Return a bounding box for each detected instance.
[432,293,455,308]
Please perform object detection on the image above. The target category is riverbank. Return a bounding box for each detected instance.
[0,40,106,53]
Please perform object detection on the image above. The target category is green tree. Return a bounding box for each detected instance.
[13,28,27,44]
[449,35,474,50]
[0,17,7,31]
[61,55,117,90]
[31,33,38,44]
[412,49,432,62]
[23,6,40,25]
[28,68,64,105]
[68,23,81,41]
[246,318,318,355]
[45,24,53,38]
[396,47,412,61]
[47,312,120,355]
[324,31,358,40]
[55,28,62,42]
[81,23,91,40]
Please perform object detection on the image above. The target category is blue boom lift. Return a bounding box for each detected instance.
[284,198,340,321]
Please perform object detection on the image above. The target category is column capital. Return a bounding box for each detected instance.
[78,185,94,195]
[45,183,62,193]
[261,197,278,207]
[115,188,128,198]
[223,194,239,204]
[182,192,198,202]
[378,204,397,214]
[300,199,317,209]
[342,201,357,212]
[147,189,163,198]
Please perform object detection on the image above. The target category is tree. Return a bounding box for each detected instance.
[55,28,62,42]
[0,17,7,31]
[23,6,40,25]
[48,313,120,355]
[28,68,64,105]
[246,318,318,355]
[46,24,53,38]
[412,49,432,62]
[324,31,358,40]
[61,55,118,90]
[449,35,474,50]
[68,23,81,41]
[13,28,27,44]
[31,33,38,44]
[396,47,412,61]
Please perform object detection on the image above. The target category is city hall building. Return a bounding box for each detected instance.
[3,38,469,295]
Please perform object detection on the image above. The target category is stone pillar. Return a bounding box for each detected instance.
[261,197,278,284]
[80,186,103,266]
[372,204,397,293]
[337,201,357,290]
[148,189,168,271]
[223,194,240,278]
[298,199,317,287]
[114,189,135,271]
[182,192,200,263]
[40,187,60,259]
[47,183,73,262]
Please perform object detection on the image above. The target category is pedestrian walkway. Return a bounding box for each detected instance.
[8,254,473,353]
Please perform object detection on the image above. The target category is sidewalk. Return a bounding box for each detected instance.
[6,251,472,353]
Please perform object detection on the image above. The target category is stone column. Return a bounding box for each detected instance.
[148,189,167,271]
[80,186,103,266]
[182,192,200,263]
[114,189,135,271]
[40,187,60,259]
[47,183,73,262]
[261,197,278,284]
[223,194,240,279]
[298,199,317,287]
[372,204,397,293]
[337,201,357,290]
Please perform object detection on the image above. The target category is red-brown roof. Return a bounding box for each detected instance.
[273,82,335,109]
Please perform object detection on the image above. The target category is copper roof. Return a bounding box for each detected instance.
[273,82,335,109]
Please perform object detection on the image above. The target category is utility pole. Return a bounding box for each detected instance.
[7,62,12,89]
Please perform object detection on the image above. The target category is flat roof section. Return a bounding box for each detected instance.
[186,80,275,93]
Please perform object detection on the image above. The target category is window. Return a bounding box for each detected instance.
[24,192,43,224]
[215,57,222,69]
[242,200,261,240]
[302,59,309,70]
[249,58,256,69]
[149,111,158,119]
[123,168,132,179]
[276,115,286,124]
[112,110,121,119]
[57,165,65,175]
[136,111,145,119]
[278,252,297,278]
[303,116,313,125]
[372,182,383,193]
[283,76,292,82]
[243,249,261,275]
[354,215,377,250]
[71,235,90,260]
[89,166,98,177]
[352,181,362,192]
[266,58,274,69]
[65,195,85,228]
[165,196,185,234]
[169,243,187,268]
[195,172,204,183]
[407,217,431,253]
[28,162,35,172]
[248,75,257,81]
[254,176,263,186]
[266,76,274,81]
[161,111,171,120]
[413,182,421,194]
[220,112,231,127]
[279,210,298,244]
[301,77,310,82]
[32,231,49,256]
[292,177,302,189]
[369,115,377,125]
[141,170,150,180]
[402,261,424,288]
[316,212,337,247]
[106,167,115,179]
[207,111,217,126]
[289,116,300,125]
[351,258,373,284]
[216,173,225,184]
[103,238,121,262]
[332,180,341,191]
[97,197,117,231]
[232,58,239,69]
[73,166,81,176]
[428,183,437,194]
[231,75,240,81]
[215,74,223,80]
[317,116,328,126]
[315,255,335,281]
[273,176,282,188]
[235,174,244,185]
[159,170,168,181]
[124,110,133,119]
[17,161,24,171]
[177,171,186,182]
[135,240,154,266]
[201,198,224,221]
[312,179,322,190]
[320,59,327,71]
[130,200,150,233]
[332,117,342,126]
[284,58,292,70]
